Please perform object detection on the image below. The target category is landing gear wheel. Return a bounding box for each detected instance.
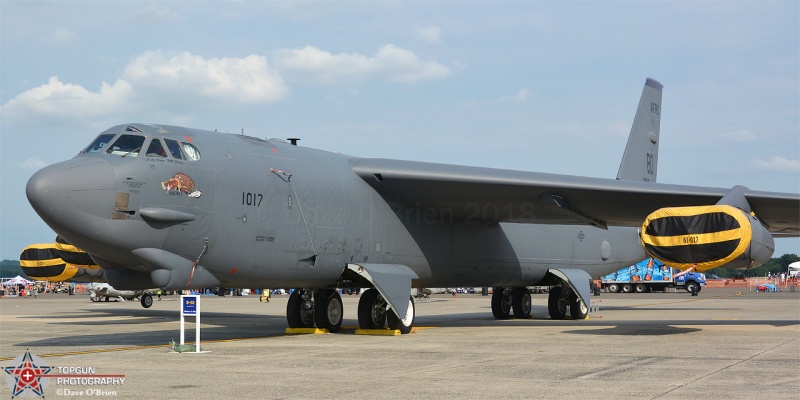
[548,286,567,320]
[314,289,343,333]
[512,287,531,318]
[357,288,387,329]
[287,289,315,328]
[141,293,153,308]
[387,296,415,334]
[491,287,512,319]
[90,296,99,302]
[634,283,647,293]
[569,294,588,320]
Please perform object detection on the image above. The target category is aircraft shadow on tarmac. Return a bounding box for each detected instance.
[413,304,799,332]
[13,307,288,348]
[16,330,204,348]
[596,306,734,311]
[564,325,703,336]
[10,304,799,348]
[562,318,797,336]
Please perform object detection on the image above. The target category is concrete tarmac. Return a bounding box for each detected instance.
[1,287,798,399]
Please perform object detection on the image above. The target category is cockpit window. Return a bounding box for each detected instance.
[145,139,168,158]
[164,139,185,160]
[106,134,146,157]
[82,134,116,154]
[181,142,201,161]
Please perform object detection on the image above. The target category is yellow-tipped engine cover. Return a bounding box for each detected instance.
[641,204,774,271]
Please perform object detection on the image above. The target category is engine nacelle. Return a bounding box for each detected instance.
[103,268,156,290]
[640,204,774,271]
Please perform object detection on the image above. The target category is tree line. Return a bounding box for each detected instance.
[705,253,798,278]
[1,260,26,279]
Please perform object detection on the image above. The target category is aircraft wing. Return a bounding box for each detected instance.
[350,158,800,236]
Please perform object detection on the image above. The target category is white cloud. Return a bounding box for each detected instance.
[1,46,449,124]
[122,51,289,103]
[413,26,442,44]
[751,156,800,172]
[721,129,757,142]
[0,51,288,123]
[0,76,132,123]
[46,28,78,45]
[19,157,47,170]
[501,88,532,102]
[275,44,452,84]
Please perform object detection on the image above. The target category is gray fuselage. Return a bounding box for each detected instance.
[27,124,646,290]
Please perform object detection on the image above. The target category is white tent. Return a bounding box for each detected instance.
[789,262,800,278]
[1,275,32,285]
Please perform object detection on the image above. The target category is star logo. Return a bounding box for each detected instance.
[4,351,51,398]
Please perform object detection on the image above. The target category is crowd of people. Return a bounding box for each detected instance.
[0,282,87,297]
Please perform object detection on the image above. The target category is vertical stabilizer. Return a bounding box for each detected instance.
[616,78,662,182]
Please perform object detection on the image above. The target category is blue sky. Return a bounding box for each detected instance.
[1,1,798,260]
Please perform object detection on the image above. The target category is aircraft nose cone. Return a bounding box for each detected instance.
[27,157,116,237]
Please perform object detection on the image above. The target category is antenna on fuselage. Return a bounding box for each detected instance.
[287,138,300,146]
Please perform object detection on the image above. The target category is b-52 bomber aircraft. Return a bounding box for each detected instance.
[26,78,799,334]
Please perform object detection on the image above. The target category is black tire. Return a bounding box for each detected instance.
[491,288,512,319]
[607,283,620,293]
[357,288,386,329]
[387,296,415,334]
[548,286,567,320]
[569,294,588,320]
[140,293,153,308]
[685,281,699,293]
[621,284,633,293]
[287,290,314,328]
[512,287,531,318]
[634,283,647,293]
[314,289,343,332]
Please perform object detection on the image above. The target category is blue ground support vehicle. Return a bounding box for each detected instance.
[601,258,706,293]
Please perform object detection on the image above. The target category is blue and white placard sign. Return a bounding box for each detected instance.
[182,295,198,316]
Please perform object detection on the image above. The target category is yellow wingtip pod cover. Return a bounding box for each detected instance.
[19,243,100,282]
[641,205,752,271]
